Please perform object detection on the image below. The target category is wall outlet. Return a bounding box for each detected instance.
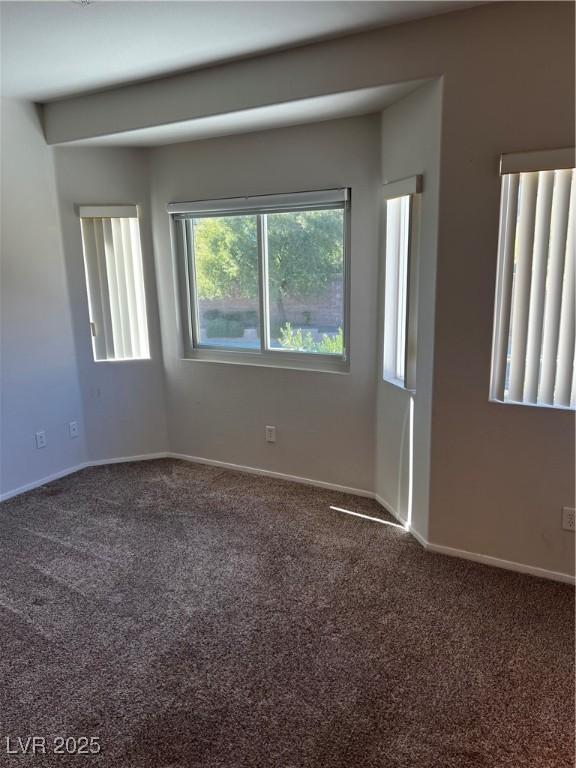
[265,425,276,443]
[35,430,47,449]
[562,507,575,532]
[69,421,80,438]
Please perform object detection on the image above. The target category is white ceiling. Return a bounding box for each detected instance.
[1,1,482,103]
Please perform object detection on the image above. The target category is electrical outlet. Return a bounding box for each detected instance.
[35,430,47,449]
[265,425,276,443]
[562,507,575,532]
[69,421,79,438]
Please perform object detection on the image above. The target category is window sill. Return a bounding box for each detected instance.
[488,397,574,413]
[382,375,415,395]
[180,348,349,374]
[92,357,153,364]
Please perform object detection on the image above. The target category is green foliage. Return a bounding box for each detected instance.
[202,309,259,338]
[203,309,222,321]
[192,211,343,317]
[315,328,344,355]
[278,323,343,355]
[267,210,343,309]
[205,317,245,339]
[193,216,259,300]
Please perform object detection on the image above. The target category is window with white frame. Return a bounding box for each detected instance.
[382,176,421,390]
[490,148,575,410]
[168,189,349,369]
[79,205,150,362]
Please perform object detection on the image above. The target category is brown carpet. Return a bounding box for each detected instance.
[0,458,573,767]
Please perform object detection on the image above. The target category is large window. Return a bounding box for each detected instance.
[79,205,150,362]
[490,148,575,409]
[169,189,349,369]
[382,176,421,391]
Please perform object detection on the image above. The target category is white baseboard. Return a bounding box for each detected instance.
[408,525,428,549]
[0,462,90,502]
[372,498,574,585]
[170,452,374,498]
[2,451,573,585]
[374,493,408,528]
[0,453,169,501]
[0,451,372,503]
[89,452,170,467]
[408,526,575,585]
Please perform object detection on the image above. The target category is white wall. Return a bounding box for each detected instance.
[42,2,575,577]
[53,147,168,462]
[3,2,574,579]
[428,7,575,575]
[0,99,87,495]
[150,116,381,492]
[375,80,442,538]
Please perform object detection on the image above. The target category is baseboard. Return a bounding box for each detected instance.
[408,525,428,549]
[89,452,170,467]
[1,451,373,504]
[0,452,169,502]
[409,529,575,585]
[379,504,575,585]
[170,452,375,499]
[0,462,90,502]
[374,493,408,528]
[2,451,573,585]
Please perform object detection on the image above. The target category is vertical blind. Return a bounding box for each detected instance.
[79,207,150,361]
[491,164,575,409]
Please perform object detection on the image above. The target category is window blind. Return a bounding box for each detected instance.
[79,211,150,361]
[166,188,348,217]
[491,163,575,409]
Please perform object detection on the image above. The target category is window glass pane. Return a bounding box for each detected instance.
[383,195,410,384]
[266,209,344,355]
[191,215,260,349]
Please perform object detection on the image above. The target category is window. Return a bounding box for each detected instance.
[490,148,575,409]
[169,189,349,369]
[382,176,421,390]
[79,205,150,362]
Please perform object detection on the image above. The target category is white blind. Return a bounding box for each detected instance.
[167,188,348,216]
[80,214,150,361]
[491,167,575,409]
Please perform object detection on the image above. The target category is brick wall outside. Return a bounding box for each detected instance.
[199,278,343,331]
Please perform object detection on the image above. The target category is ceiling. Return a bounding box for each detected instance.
[1,1,483,103]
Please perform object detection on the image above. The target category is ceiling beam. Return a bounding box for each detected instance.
[42,8,457,145]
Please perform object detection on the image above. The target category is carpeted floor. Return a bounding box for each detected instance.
[0,459,573,768]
